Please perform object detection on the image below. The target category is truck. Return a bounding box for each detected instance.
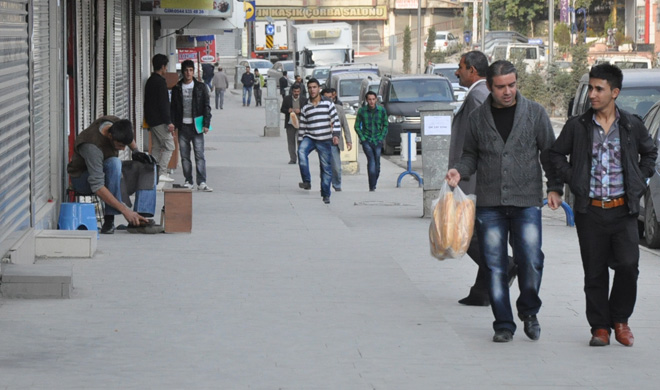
[291,22,354,81]
[254,20,291,62]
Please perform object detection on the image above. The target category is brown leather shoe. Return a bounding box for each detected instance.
[613,322,634,347]
[589,329,610,346]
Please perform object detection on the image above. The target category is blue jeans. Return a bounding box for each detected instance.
[215,88,225,109]
[331,145,342,189]
[178,125,207,185]
[70,157,156,217]
[298,137,333,198]
[476,206,544,333]
[242,86,252,106]
[361,141,382,190]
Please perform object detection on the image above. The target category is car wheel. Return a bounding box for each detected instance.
[382,141,394,155]
[644,195,660,248]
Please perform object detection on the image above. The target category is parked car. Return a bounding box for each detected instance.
[424,30,460,53]
[565,69,660,243]
[424,63,467,101]
[640,101,660,247]
[324,63,379,89]
[377,74,455,155]
[310,66,333,86]
[236,59,273,88]
[267,60,296,87]
[490,43,546,73]
[328,71,375,113]
[478,30,529,57]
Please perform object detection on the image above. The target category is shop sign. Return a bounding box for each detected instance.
[256,5,387,20]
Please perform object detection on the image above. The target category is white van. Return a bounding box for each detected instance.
[491,43,545,72]
[594,56,652,69]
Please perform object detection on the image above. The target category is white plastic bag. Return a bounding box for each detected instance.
[429,181,476,260]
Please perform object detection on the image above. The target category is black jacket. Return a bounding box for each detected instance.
[280,94,308,129]
[542,107,657,215]
[170,78,211,133]
[144,72,171,127]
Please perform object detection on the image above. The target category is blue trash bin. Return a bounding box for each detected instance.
[58,203,98,233]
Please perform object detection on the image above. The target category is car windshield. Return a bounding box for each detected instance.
[251,61,273,69]
[510,47,538,60]
[312,68,330,79]
[435,33,447,40]
[311,50,346,66]
[432,68,458,84]
[339,79,362,97]
[368,84,379,93]
[283,62,295,71]
[615,87,660,116]
[389,79,453,102]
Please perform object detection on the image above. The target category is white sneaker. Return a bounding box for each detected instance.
[198,182,213,192]
[159,174,174,182]
[182,182,194,189]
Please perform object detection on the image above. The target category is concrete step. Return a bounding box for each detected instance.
[1,264,73,299]
[35,230,97,258]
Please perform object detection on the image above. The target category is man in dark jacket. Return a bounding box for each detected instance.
[543,64,657,347]
[450,51,517,307]
[144,54,175,183]
[279,71,289,98]
[280,84,307,164]
[446,60,556,343]
[240,66,255,106]
[171,60,213,192]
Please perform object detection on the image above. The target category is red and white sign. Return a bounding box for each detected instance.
[178,40,216,63]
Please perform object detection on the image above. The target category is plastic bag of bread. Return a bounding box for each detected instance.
[429,181,476,260]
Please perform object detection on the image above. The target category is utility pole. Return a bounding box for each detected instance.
[417,0,422,74]
[481,0,487,53]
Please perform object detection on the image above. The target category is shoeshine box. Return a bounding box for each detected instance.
[163,188,192,233]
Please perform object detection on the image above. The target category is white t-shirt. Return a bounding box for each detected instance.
[182,81,194,124]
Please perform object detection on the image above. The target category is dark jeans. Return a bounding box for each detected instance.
[361,141,382,191]
[476,206,544,334]
[178,124,207,185]
[298,137,332,198]
[574,204,639,333]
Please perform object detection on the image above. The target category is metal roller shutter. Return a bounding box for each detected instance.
[0,0,31,256]
[31,0,52,211]
[108,0,130,119]
[76,0,93,128]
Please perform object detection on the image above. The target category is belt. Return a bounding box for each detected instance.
[590,197,625,209]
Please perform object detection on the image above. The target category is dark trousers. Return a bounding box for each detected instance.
[466,231,515,297]
[254,88,262,106]
[574,204,640,333]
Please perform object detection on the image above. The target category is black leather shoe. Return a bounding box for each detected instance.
[100,221,115,234]
[520,314,541,340]
[322,196,330,204]
[298,182,311,190]
[458,294,490,306]
[493,329,513,342]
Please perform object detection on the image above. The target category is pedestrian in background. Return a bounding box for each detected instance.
[543,64,657,347]
[144,53,175,183]
[280,84,307,164]
[322,87,352,192]
[297,78,340,204]
[354,91,387,192]
[279,70,289,99]
[211,66,229,110]
[253,69,264,107]
[241,66,255,107]
[449,51,517,306]
[446,60,556,343]
[291,74,307,99]
[171,60,213,192]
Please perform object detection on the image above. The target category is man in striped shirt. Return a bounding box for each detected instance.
[297,78,341,204]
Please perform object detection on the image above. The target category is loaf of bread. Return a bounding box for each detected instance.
[440,191,456,249]
[290,112,299,129]
[452,198,476,254]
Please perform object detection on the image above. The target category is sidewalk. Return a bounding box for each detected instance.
[1,89,660,389]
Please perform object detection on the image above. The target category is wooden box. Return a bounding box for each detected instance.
[163,188,193,233]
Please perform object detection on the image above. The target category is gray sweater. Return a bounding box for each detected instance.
[453,91,555,208]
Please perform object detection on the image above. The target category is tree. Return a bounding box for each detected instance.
[403,26,411,74]
[425,27,436,64]
[489,0,546,35]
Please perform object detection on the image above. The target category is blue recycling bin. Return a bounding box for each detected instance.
[58,203,98,233]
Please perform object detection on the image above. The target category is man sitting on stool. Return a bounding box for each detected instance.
[67,116,157,234]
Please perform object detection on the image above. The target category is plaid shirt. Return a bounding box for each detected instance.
[589,110,625,199]
[354,105,388,144]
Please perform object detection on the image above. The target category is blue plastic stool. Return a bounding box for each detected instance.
[58,203,99,233]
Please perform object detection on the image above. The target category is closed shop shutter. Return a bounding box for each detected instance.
[0,0,31,256]
[216,30,236,58]
[32,0,51,211]
[76,0,94,128]
[108,0,130,119]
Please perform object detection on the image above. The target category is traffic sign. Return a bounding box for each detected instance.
[265,23,275,36]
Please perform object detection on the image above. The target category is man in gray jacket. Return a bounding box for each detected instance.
[446,60,556,343]
[449,51,517,307]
